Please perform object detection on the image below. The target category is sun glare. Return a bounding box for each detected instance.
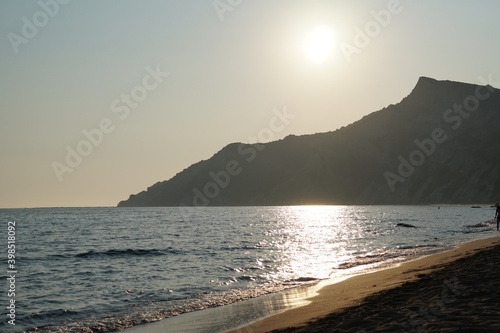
[304,25,336,62]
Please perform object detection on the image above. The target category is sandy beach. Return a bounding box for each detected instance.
[231,236,500,333]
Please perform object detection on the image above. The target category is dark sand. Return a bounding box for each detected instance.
[232,237,500,333]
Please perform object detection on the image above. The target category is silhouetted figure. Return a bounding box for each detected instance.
[495,203,500,230]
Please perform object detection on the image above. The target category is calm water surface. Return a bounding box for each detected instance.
[0,205,496,332]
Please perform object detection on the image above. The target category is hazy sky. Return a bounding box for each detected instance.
[1,0,500,208]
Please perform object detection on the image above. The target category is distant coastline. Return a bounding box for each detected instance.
[118,77,500,208]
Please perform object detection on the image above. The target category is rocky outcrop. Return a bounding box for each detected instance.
[118,77,500,207]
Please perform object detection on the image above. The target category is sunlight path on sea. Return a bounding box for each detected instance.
[268,206,359,280]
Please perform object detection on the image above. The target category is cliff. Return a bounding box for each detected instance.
[118,77,500,206]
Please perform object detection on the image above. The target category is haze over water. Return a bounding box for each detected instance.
[2,1,500,209]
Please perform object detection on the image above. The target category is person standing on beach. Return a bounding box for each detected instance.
[495,204,500,230]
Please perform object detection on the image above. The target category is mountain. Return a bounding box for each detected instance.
[118,77,500,207]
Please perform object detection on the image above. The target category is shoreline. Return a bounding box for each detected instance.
[121,235,500,333]
[229,236,500,333]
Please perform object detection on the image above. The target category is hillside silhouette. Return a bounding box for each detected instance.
[118,77,500,207]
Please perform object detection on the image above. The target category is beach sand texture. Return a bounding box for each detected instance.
[232,236,500,333]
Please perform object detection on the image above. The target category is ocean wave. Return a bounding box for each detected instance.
[223,265,262,272]
[287,277,319,282]
[396,244,440,250]
[75,248,181,258]
[462,221,493,233]
[465,221,492,228]
[23,280,320,333]
[220,244,264,251]
[25,308,80,321]
[338,245,443,270]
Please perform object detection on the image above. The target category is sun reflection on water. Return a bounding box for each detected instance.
[266,205,366,280]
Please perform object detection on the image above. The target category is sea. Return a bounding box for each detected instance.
[0,205,497,333]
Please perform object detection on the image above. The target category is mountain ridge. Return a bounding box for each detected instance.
[118,77,500,207]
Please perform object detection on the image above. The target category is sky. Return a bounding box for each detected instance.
[1,0,500,208]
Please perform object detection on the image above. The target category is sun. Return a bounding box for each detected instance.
[304,25,336,62]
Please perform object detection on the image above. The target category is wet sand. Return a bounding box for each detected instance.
[231,236,500,333]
